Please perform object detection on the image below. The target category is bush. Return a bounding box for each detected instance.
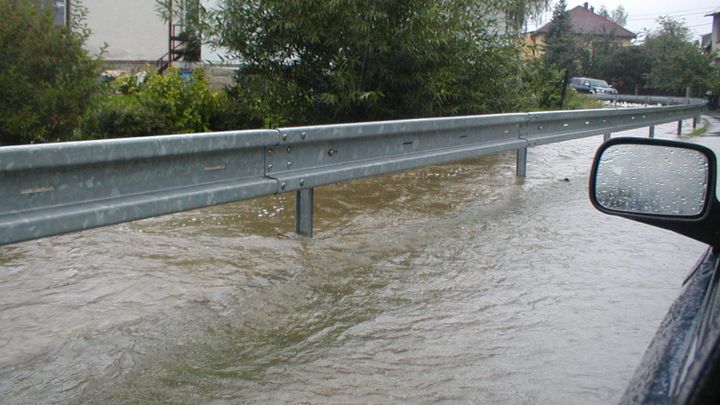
[78,95,163,140]
[209,0,541,125]
[136,67,219,133]
[80,67,260,139]
[0,0,101,145]
[517,59,565,111]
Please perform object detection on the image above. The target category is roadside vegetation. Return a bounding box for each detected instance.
[0,0,101,144]
[543,0,719,98]
[0,0,714,145]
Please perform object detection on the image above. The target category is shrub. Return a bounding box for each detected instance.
[209,0,541,125]
[0,0,101,145]
[518,59,565,111]
[80,67,261,139]
[78,95,163,140]
[134,67,217,133]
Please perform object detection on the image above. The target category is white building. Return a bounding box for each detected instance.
[50,0,230,76]
[706,8,720,62]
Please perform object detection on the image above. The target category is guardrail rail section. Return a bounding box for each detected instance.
[0,95,706,245]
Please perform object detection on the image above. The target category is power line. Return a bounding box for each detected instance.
[627,11,714,22]
[626,7,716,18]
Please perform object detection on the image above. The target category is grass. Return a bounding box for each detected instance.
[564,92,603,110]
[688,118,709,137]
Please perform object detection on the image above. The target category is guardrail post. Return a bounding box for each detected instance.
[296,188,314,237]
[516,148,527,177]
[649,125,655,139]
[677,120,683,135]
[693,116,698,129]
[603,132,611,142]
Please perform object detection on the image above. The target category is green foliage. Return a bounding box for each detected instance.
[643,17,715,96]
[209,0,549,125]
[571,16,716,97]
[602,45,651,94]
[597,5,627,27]
[80,68,259,139]
[500,0,552,33]
[581,32,628,87]
[563,89,603,110]
[518,59,564,110]
[78,94,162,140]
[542,0,578,75]
[139,68,218,132]
[0,0,101,145]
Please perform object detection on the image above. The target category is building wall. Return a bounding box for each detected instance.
[83,0,166,61]
[713,14,720,54]
[523,32,632,59]
[82,0,228,66]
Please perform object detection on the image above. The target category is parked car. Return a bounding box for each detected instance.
[570,77,618,95]
[589,137,720,404]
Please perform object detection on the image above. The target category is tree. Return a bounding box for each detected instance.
[502,0,552,33]
[542,0,578,75]
[582,31,622,80]
[611,5,628,27]
[606,46,651,94]
[643,17,715,96]
[0,0,101,144]
[206,0,550,125]
[598,5,627,27]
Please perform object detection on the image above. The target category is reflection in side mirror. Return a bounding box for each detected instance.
[594,143,709,217]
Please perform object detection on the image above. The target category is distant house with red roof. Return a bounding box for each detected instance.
[524,2,635,58]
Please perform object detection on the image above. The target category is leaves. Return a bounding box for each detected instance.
[0,0,101,144]
[208,0,549,125]
[542,0,579,75]
[643,19,715,96]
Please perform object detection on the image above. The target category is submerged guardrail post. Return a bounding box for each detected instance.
[603,132,611,142]
[516,148,527,177]
[649,125,655,139]
[296,188,314,237]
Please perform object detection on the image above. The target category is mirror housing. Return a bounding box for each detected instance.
[590,138,720,250]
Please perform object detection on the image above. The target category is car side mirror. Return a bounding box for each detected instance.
[590,138,720,249]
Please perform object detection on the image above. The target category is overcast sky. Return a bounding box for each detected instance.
[527,0,717,42]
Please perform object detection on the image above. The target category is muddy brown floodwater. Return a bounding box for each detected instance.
[0,119,709,404]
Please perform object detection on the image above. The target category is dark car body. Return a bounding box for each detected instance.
[590,138,720,404]
[570,77,618,95]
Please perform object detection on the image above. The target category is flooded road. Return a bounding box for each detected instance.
[0,119,709,404]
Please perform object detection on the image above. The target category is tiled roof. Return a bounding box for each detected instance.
[534,5,635,38]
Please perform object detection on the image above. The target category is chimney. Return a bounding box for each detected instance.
[583,2,588,9]
[590,6,594,13]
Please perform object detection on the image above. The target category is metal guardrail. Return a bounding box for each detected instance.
[0,95,706,245]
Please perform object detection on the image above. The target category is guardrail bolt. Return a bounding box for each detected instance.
[267,148,274,156]
[328,148,336,156]
[299,179,305,187]
[282,134,288,142]
[267,164,273,171]
[287,161,293,168]
[280,182,287,190]
[301,132,307,140]
[287,146,293,153]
